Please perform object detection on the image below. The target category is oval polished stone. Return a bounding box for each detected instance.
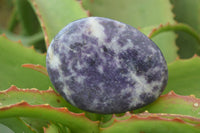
[46,17,168,114]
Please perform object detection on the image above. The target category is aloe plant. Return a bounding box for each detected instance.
[0,0,200,132]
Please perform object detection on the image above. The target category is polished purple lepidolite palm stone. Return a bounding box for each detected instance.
[46,17,168,114]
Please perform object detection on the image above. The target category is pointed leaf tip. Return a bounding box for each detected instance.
[22,64,48,76]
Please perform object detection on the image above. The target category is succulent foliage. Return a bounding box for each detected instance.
[0,0,200,132]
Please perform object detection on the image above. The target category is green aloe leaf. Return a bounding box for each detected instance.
[147,23,200,44]
[0,102,99,133]
[15,0,41,36]
[82,0,177,63]
[0,0,13,30]
[0,123,14,133]
[151,32,177,63]
[0,118,35,133]
[43,124,60,133]
[100,113,200,133]
[0,34,52,90]
[0,86,82,113]
[170,0,200,58]
[82,0,174,27]
[22,117,49,133]
[140,25,177,63]
[0,86,109,123]
[22,64,48,76]
[28,0,88,48]
[0,29,44,47]
[134,91,200,118]
[165,56,200,98]
[44,123,70,133]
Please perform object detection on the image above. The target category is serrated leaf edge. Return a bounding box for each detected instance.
[29,0,50,48]
[0,85,56,95]
[0,34,46,56]
[161,90,200,105]
[0,101,99,125]
[100,112,200,130]
[29,0,90,49]
[78,0,90,16]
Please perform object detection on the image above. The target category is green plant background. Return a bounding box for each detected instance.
[0,0,200,132]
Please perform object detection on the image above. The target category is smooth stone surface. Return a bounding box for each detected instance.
[46,17,168,114]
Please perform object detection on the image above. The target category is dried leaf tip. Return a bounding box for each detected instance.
[166,90,177,96]
[22,64,48,76]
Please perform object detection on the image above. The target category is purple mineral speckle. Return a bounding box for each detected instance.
[46,17,168,114]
